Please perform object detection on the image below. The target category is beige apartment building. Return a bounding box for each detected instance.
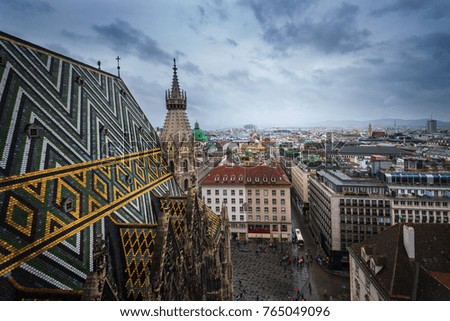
[200,163,292,241]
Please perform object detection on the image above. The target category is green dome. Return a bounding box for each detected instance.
[193,121,208,142]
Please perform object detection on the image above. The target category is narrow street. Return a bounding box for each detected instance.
[290,200,350,301]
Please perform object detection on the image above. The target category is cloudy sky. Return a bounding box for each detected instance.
[1,0,449,129]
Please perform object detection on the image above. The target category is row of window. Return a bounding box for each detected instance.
[340,208,391,216]
[207,189,244,196]
[341,224,388,234]
[394,188,449,196]
[206,198,245,204]
[393,200,448,207]
[248,198,285,205]
[394,214,449,223]
[214,206,244,213]
[206,189,286,197]
[339,199,390,207]
[214,175,279,183]
[247,207,286,214]
[206,198,287,206]
[340,216,392,225]
[394,209,448,216]
[247,215,287,222]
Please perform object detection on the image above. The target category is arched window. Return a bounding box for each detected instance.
[182,159,189,173]
[169,161,175,173]
[184,179,189,190]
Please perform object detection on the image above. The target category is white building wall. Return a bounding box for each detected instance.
[349,255,386,301]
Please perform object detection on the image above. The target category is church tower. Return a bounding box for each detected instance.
[161,59,197,192]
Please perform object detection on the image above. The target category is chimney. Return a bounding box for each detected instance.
[403,225,415,260]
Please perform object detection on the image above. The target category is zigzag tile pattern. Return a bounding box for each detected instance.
[0,33,183,292]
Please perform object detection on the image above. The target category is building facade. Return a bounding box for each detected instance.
[308,170,391,268]
[308,168,450,269]
[384,172,450,224]
[200,164,292,241]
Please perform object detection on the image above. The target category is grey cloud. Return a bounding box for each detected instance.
[92,20,172,65]
[226,38,238,46]
[364,58,384,65]
[61,30,91,42]
[194,1,229,26]
[1,0,54,13]
[210,69,252,88]
[372,0,450,20]
[45,43,72,57]
[402,32,450,90]
[197,6,207,23]
[181,62,202,75]
[262,3,370,54]
[240,0,316,25]
[323,32,450,116]
[224,69,251,82]
[211,0,229,21]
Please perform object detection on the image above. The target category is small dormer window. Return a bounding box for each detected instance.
[26,123,40,138]
[231,175,236,181]
[239,175,243,181]
[100,126,108,136]
[76,76,85,86]
[223,175,228,181]
[126,175,133,186]
[263,177,268,182]
[271,177,276,182]
[62,197,75,212]
[247,177,252,182]
[215,175,220,181]
[255,177,260,182]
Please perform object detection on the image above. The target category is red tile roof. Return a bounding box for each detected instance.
[201,164,291,186]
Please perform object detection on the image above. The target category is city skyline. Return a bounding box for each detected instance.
[1,0,449,129]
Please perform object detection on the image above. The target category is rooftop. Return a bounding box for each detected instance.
[349,223,450,300]
[201,164,291,186]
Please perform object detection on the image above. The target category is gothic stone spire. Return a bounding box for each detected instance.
[166,58,186,110]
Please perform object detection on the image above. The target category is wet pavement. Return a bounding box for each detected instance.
[231,202,350,301]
